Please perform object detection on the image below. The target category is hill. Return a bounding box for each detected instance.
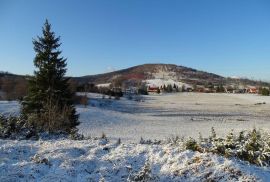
[73,64,269,87]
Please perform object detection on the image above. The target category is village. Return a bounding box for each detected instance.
[93,79,269,97]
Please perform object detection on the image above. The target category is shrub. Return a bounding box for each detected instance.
[185,128,270,167]
[69,128,84,140]
[117,138,121,145]
[128,160,157,181]
[0,114,37,139]
[101,132,107,139]
[167,135,181,145]
[80,94,89,107]
[73,95,88,106]
[185,137,201,151]
[261,88,269,96]
[27,103,77,133]
[236,129,270,166]
[140,137,161,145]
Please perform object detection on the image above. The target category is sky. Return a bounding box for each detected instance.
[1,0,270,81]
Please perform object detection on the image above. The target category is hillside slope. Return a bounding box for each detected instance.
[74,64,268,87]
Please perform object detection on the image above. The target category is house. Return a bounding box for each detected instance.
[147,86,160,94]
[247,87,258,94]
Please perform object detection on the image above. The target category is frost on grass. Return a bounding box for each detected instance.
[185,127,270,167]
[0,136,269,181]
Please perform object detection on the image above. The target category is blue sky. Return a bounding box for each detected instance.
[1,0,270,80]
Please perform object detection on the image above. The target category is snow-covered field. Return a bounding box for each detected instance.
[1,93,270,142]
[1,93,270,181]
[78,93,270,143]
[1,138,269,181]
[0,101,20,115]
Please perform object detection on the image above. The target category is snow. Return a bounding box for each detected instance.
[144,78,191,88]
[150,70,177,80]
[0,101,20,116]
[96,83,111,88]
[1,93,270,181]
[77,92,270,143]
[0,138,269,181]
[1,93,270,142]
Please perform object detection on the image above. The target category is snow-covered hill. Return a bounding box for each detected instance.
[74,63,269,87]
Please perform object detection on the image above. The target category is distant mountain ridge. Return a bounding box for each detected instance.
[74,64,269,87]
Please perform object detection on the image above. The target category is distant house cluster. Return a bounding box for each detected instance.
[193,85,261,94]
[76,79,270,97]
[145,84,269,95]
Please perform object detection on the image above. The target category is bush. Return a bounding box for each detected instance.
[184,128,270,167]
[185,137,201,151]
[27,103,77,133]
[128,161,157,181]
[73,95,89,106]
[0,114,84,140]
[236,129,270,166]
[0,114,37,139]
[261,88,269,96]
[69,128,84,140]
[140,137,161,145]
[80,94,89,107]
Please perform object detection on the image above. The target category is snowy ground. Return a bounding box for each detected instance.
[1,138,269,181]
[0,101,20,115]
[1,93,270,142]
[1,93,270,181]
[78,93,270,143]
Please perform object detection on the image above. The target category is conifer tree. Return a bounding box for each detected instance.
[22,20,79,132]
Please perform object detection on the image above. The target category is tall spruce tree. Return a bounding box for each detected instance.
[22,20,79,133]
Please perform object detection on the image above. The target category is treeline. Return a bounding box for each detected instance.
[0,76,28,100]
[73,81,123,97]
[0,76,125,101]
[160,84,180,93]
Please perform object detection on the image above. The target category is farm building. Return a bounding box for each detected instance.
[147,86,160,94]
[247,87,258,94]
